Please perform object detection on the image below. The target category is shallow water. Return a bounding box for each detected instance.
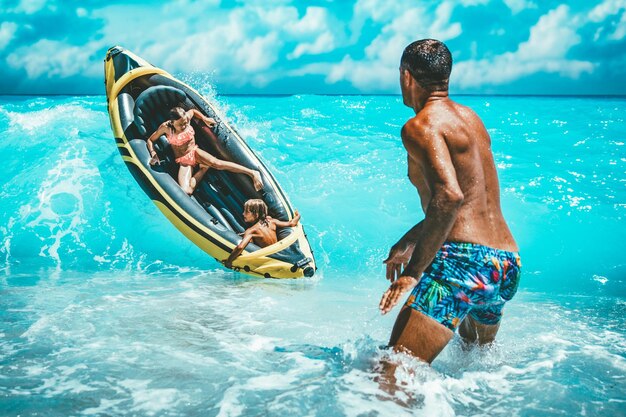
[1,92,625,416]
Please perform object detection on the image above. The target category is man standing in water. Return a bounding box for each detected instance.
[379,39,521,364]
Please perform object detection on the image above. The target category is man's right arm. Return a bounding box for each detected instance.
[384,221,423,281]
[380,120,464,314]
[401,221,424,242]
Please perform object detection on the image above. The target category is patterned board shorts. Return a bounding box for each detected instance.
[405,242,522,331]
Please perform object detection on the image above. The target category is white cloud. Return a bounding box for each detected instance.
[256,6,299,28]
[611,12,626,39]
[588,0,626,22]
[517,5,581,59]
[235,32,280,72]
[328,1,462,91]
[13,0,48,14]
[349,0,408,43]
[285,7,341,59]
[352,0,406,24]
[285,7,329,36]
[0,22,18,51]
[429,2,463,40]
[588,0,626,40]
[327,55,398,91]
[453,5,594,89]
[503,0,537,14]
[101,3,344,87]
[130,5,290,87]
[289,32,335,59]
[6,39,102,79]
[459,0,490,5]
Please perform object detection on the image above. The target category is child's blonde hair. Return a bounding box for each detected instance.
[244,199,268,224]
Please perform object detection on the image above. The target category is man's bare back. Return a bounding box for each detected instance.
[405,98,518,252]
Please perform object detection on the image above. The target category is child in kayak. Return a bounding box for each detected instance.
[147,107,263,195]
[223,199,300,268]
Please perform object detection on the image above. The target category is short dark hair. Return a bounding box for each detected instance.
[400,39,452,91]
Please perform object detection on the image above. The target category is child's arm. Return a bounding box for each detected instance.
[271,210,301,228]
[146,123,168,165]
[190,109,216,128]
[223,229,254,268]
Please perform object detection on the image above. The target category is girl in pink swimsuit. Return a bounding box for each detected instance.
[147,107,264,195]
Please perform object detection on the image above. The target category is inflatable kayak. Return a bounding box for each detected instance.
[103,46,315,278]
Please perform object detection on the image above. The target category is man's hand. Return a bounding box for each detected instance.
[379,276,418,315]
[383,238,415,282]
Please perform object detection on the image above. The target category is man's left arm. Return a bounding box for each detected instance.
[380,125,463,314]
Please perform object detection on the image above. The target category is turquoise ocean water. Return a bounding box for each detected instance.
[0,91,624,416]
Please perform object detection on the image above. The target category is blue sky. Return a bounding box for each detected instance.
[1,0,625,95]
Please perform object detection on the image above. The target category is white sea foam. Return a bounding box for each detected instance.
[592,275,608,285]
[119,379,187,416]
[5,104,99,133]
[22,141,99,265]
[82,399,125,415]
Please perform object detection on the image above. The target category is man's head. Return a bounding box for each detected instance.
[400,39,452,101]
[243,199,268,224]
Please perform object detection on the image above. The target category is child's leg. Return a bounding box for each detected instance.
[190,165,210,193]
[194,148,264,191]
[178,165,194,195]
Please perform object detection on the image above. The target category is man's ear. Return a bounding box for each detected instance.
[401,68,413,86]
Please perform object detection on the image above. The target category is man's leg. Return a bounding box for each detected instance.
[389,306,454,364]
[458,314,500,346]
[377,306,454,393]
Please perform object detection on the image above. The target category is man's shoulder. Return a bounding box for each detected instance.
[401,113,440,148]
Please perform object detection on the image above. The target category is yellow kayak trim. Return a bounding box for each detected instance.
[236,226,300,262]
[153,200,303,279]
[108,67,171,106]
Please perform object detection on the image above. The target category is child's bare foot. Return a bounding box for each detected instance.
[252,171,263,191]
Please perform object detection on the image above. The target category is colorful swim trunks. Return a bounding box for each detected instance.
[405,242,521,330]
